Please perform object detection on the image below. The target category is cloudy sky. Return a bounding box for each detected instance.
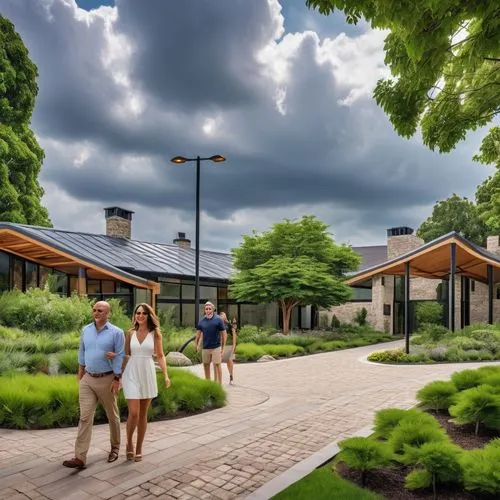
[1,0,494,252]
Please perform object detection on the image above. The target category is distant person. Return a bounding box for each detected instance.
[120,303,171,462]
[219,312,237,385]
[194,302,226,383]
[63,301,125,469]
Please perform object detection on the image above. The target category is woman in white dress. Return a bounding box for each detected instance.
[121,303,171,462]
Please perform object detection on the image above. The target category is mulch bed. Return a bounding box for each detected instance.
[335,410,499,499]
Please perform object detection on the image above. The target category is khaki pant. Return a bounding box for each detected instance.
[75,373,120,463]
[202,347,222,365]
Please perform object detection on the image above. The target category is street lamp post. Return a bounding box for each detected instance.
[170,154,225,329]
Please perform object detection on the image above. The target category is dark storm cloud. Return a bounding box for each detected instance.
[0,0,490,250]
[115,0,277,112]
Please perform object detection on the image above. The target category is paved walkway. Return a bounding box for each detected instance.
[1,341,498,500]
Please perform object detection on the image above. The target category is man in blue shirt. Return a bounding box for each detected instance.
[63,301,125,469]
[194,302,226,383]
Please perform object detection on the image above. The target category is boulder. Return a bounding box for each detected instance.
[165,351,193,366]
[257,355,276,363]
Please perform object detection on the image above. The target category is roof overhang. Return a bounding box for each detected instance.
[346,232,500,286]
[0,227,159,294]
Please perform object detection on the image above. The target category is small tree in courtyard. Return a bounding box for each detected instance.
[230,216,360,335]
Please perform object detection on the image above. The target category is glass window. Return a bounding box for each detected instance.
[200,285,217,301]
[53,272,68,296]
[159,282,180,299]
[69,276,78,294]
[38,266,51,290]
[87,280,100,294]
[11,257,23,290]
[218,286,228,300]
[25,261,38,289]
[116,281,132,293]
[134,288,151,306]
[157,303,180,327]
[182,303,195,328]
[102,281,115,294]
[182,284,195,299]
[0,252,9,292]
[350,287,372,301]
[240,303,277,328]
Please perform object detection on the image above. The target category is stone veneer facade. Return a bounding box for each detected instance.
[323,229,500,334]
[106,216,131,239]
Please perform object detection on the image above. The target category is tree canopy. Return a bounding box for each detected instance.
[0,15,51,226]
[230,216,360,334]
[306,1,500,163]
[416,193,488,245]
[476,171,500,234]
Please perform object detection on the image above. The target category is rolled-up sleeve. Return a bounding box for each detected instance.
[112,328,126,374]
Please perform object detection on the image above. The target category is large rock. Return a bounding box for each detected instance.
[257,355,276,363]
[166,351,193,366]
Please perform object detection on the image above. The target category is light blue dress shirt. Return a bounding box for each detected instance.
[78,321,125,375]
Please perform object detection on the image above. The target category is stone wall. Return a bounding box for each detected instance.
[387,234,424,260]
[106,216,131,239]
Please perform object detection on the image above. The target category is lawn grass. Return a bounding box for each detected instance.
[272,465,382,499]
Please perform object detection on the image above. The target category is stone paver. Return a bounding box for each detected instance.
[1,340,498,499]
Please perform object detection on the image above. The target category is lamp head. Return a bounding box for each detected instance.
[209,155,226,163]
[170,156,188,164]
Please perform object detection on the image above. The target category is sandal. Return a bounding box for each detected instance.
[107,447,119,463]
[126,445,135,461]
[134,454,142,462]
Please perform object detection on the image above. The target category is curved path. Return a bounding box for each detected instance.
[1,341,498,500]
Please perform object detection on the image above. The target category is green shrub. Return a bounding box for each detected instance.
[235,343,265,361]
[444,346,467,362]
[449,385,500,435]
[415,302,443,326]
[338,437,392,486]
[470,330,500,354]
[418,324,449,342]
[0,349,29,374]
[373,408,424,439]
[449,336,486,352]
[451,369,484,391]
[416,380,457,412]
[57,350,80,374]
[368,348,409,363]
[409,334,426,345]
[0,369,225,429]
[237,325,261,343]
[354,307,368,326]
[404,442,463,497]
[461,439,500,495]
[27,353,50,374]
[330,314,341,329]
[263,344,304,357]
[389,413,448,462]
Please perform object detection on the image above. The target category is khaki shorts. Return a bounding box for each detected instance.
[222,346,235,362]
[202,347,222,365]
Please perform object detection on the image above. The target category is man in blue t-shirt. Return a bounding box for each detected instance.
[194,302,226,383]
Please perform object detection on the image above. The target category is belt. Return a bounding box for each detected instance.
[86,370,113,378]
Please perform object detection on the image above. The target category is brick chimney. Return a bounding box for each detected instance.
[487,235,500,256]
[387,226,424,260]
[173,232,191,249]
[104,207,134,239]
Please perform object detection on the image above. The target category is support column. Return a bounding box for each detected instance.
[487,264,494,324]
[449,243,456,332]
[77,268,87,296]
[404,262,410,354]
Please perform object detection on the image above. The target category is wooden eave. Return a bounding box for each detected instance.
[346,233,500,286]
[0,228,159,293]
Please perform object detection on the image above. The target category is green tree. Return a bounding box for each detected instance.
[476,171,500,234]
[230,216,360,335]
[306,1,500,163]
[0,15,51,226]
[416,194,488,245]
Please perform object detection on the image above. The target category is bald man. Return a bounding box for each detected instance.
[63,301,125,469]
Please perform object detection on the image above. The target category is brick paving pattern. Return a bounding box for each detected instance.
[1,340,498,499]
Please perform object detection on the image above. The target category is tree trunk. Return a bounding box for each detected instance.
[282,303,293,335]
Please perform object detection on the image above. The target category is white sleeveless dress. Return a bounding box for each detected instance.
[122,331,158,399]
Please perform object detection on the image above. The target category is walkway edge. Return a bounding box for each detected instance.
[245,424,374,499]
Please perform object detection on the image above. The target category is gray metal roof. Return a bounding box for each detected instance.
[0,223,233,281]
[1,222,387,283]
[352,245,387,272]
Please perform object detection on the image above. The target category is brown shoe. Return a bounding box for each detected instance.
[63,457,86,469]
